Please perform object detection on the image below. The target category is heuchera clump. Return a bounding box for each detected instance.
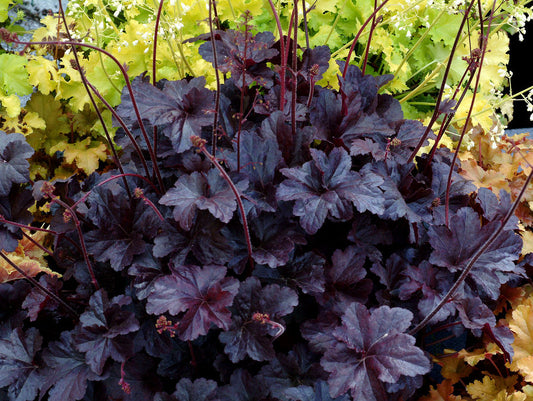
[0,23,528,401]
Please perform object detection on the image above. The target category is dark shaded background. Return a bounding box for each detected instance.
[508,19,533,129]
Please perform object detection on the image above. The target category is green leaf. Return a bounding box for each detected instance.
[0,54,33,96]
[0,0,11,23]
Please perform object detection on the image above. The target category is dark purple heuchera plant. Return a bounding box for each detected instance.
[0,1,531,400]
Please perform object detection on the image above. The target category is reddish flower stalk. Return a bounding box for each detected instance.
[251,312,285,340]
[134,188,166,222]
[191,135,254,271]
[2,32,165,194]
[266,0,287,111]
[41,182,100,290]
[0,252,78,318]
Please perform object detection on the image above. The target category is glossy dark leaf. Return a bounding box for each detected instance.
[160,169,248,230]
[146,264,239,340]
[117,76,213,153]
[321,303,430,400]
[0,327,42,401]
[0,131,34,197]
[41,331,104,401]
[219,277,298,362]
[216,369,270,401]
[84,182,161,271]
[285,381,350,401]
[198,30,278,88]
[429,207,523,299]
[75,289,139,375]
[0,188,33,252]
[277,147,384,234]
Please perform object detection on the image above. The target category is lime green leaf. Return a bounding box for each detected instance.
[0,54,33,97]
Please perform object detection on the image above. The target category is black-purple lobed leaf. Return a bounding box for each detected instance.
[101,354,161,401]
[322,245,372,307]
[260,110,313,166]
[321,303,430,400]
[197,30,278,88]
[159,169,248,231]
[249,212,306,268]
[216,369,271,401]
[476,187,519,230]
[84,181,162,271]
[171,378,217,401]
[285,381,350,401]
[0,327,42,401]
[0,131,34,197]
[277,147,384,234]
[0,187,33,252]
[259,344,325,399]
[428,207,523,299]
[41,330,105,401]
[398,261,456,324]
[74,289,139,375]
[146,264,239,341]
[309,89,343,141]
[22,275,62,321]
[128,250,165,301]
[219,277,298,362]
[455,295,496,331]
[227,129,283,188]
[299,46,331,83]
[117,76,213,154]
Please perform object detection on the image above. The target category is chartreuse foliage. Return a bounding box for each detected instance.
[0,0,531,181]
[1,3,533,394]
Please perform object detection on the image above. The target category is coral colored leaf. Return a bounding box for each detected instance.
[321,303,431,400]
[0,230,60,283]
[146,264,239,341]
[509,297,533,381]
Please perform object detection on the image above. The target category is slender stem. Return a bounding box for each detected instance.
[152,0,165,164]
[49,196,100,290]
[72,173,160,209]
[343,0,391,78]
[409,164,533,335]
[134,188,166,222]
[445,0,495,226]
[290,0,298,140]
[361,5,380,75]
[266,0,287,111]
[57,1,133,201]
[301,0,310,50]
[209,0,221,156]
[407,0,476,164]
[83,79,153,182]
[0,252,78,318]
[11,36,166,194]
[191,136,254,271]
[22,231,55,258]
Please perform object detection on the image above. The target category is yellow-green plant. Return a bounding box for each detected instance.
[0,0,532,181]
